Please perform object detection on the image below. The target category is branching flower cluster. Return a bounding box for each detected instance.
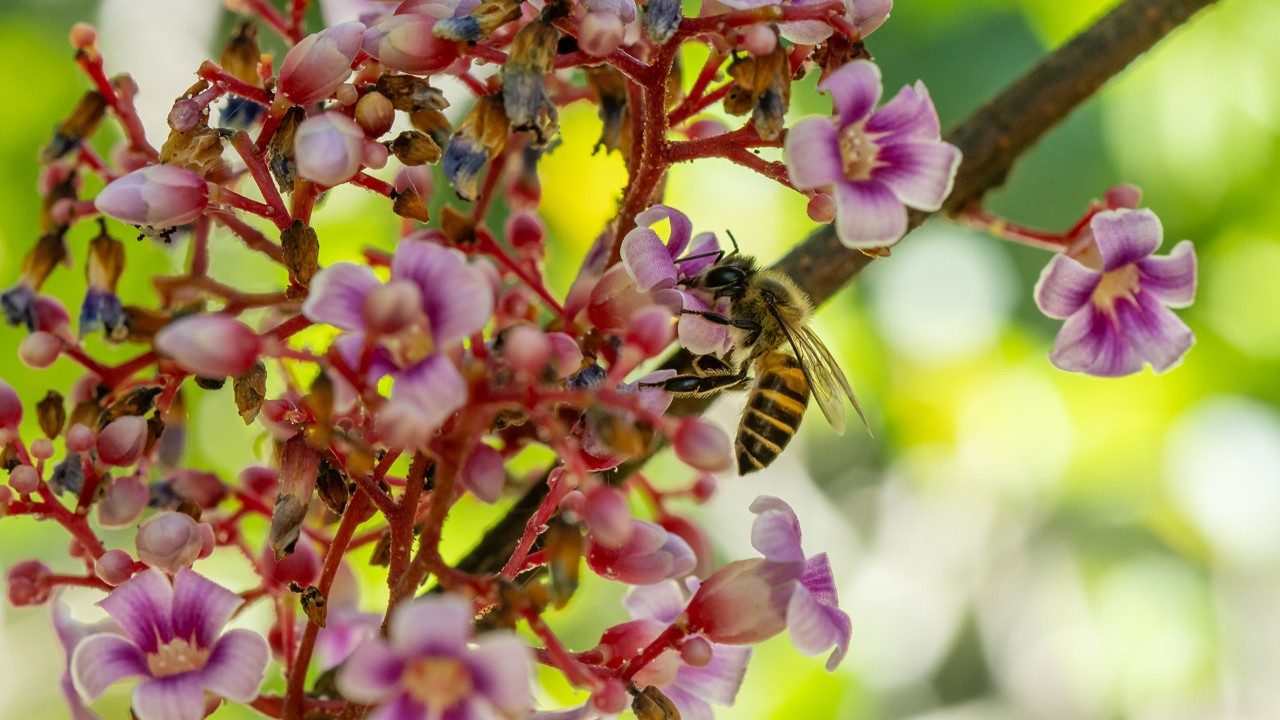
[0,0,1200,718]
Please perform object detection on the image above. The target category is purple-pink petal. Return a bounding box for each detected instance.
[303,263,381,331]
[662,685,715,720]
[336,640,406,703]
[677,292,729,356]
[783,118,845,191]
[98,569,174,652]
[390,353,467,430]
[368,694,430,720]
[468,634,535,714]
[818,60,882,128]
[1034,254,1103,319]
[621,227,679,291]
[170,567,242,648]
[786,585,852,671]
[1091,209,1162,272]
[131,673,208,720]
[872,140,961,212]
[749,496,805,563]
[799,554,840,607]
[635,204,694,257]
[200,629,270,702]
[622,580,687,625]
[833,180,907,248]
[389,595,473,656]
[680,232,722,278]
[673,643,752,705]
[1137,239,1197,308]
[1051,305,1142,377]
[391,241,494,345]
[866,81,941,142]
[1116,290,1195,373]
[71,633,149,700]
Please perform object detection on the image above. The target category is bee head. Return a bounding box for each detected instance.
[702,255,757,299]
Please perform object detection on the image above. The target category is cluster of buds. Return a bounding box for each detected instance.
[0,0,1199,718]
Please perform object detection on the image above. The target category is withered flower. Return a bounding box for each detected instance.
[1,232,69,330]
[644,0,683,43]
[281,220,320,288]
[586,65,631,156]
[501,18,560,145]
[724,45,792,140]
[388,130,443,166]
[434,0,523,42]
[268,105,307,192]
[375,74,449,113]
[40,90,106,163]
[233,360,268,424]
[80,221,127,340]
[442,93,511,201]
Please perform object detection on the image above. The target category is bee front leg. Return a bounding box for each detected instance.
[640,357,749,398]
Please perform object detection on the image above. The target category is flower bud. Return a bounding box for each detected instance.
[97,474,149,527]
[394,165,433,202]
[30,438,55,461]
[164,468,228,509]
[240,465,279,499]
[294,112,366,186]
[741,23,778,56]
[579,10,624,58]
[6,559,53,606]
[9,464,41,494]
[65,423,95,453]
[154,314,263,378]
[335,83,359,106]
[672,418,733,473]
[94,164,209,228]
[96,415,147,467]
[690,472,717,503]
[501,324,552,377]
[69,22,97,50]
[278,22,366,105]
[591,679,630,715]
[681,635,714,667]
[0,380,20,436]
[807,192,836,223]
[262,537,321,586]
[660,513,714,578]
[506,211,545,250]
[95,548,135,586]
[362,280,426,336]
[460,443,505,504]
[547,332,584,379]
[586,519,696,584]
[19,331,62,368]
[684,558,798,644]
[625,305,676,357]
[363,139,390,170]
[136,511,205,574]
[354,91,396,137]
[583,485,633,549]
[362,13,460,74]
[1105,183,1142,209]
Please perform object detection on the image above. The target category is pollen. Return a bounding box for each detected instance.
[403,656,475,709]
[146,638,212,677]
[1092,264,1141,314]
[839,121,882,181]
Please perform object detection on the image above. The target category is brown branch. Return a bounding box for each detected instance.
[453,0,1222,575]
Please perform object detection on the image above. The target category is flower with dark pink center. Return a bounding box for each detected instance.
[1034,208,1197,376]
[336,595,533,720]
[302,239,494,448]
[70,568,269,720]
[785,60,960,248]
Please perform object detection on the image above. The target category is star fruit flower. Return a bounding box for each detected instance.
[785,60,961,248]
[70,568,270,720]
[302,239,494,447]
[1034,208,1197,376]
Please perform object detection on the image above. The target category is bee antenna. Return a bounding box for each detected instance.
[724,229,740,255]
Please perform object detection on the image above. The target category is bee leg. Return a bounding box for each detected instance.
[679,309,760,332]
[640,362,749,398]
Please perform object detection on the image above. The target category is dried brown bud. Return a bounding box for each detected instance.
[354,91,396,137]
[442,93,510,200]
[545,515,583,609]
[501,20,559,145]
[86,224,125,293]
[145,412,166,456]
[632,686,682,720]
[270,436,320,559]
[233,360,267,424]
[724,46,792,141]
[389,130,442,166]
[433,0,522,42]
[408,108,451,149]
[585,66,630,156]
[375,75,448,113]
[160,123,227,179]
[122,306,173,343]
[268,105,306,192]
[316,459,350,515]
[69,400,100,431]
[98,386,162,430]
[392,187,431,222]
[281,221,320,288]
[440,206,477,245]
[21,233,70,291]
[306,371,335,428]
[369,532,391,567]
[220,21,261,86]
[41,90,107,163]
[37,391,66,439]
[1,445,19,472]
[586,406,651,458]
[40,165,79,235]
[194,376,226,390]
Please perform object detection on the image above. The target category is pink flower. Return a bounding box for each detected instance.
[94,164,209,228]
[684,496,851,670]
[278,22,366,105]
[71,569,269,720]
[336,595,533,720]
[1034,208,1197,376]
[302,240,494,447]
[784,60,960,248]
[586,519,697,584]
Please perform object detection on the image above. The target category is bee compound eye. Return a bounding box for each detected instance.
[705,266,744,289]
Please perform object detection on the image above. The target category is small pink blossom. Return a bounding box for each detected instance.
[294,112,368,186]
[135,511,209,574]
[785,60,960,248]
[1034,208,1197,376]
[154,314,263,378]
[586,519,696,584]
[94,164,209,228]
[279,22,366,105]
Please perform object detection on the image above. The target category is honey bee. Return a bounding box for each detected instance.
[656,248,868,474]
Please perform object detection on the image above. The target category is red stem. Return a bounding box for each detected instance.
[74,51,157,159]
[210,211,286,263]
[197,61,273,106]
[230,131,291,227]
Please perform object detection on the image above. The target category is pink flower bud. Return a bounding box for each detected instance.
[335,83,360,106]
[807,192,837,223]
[591,679,630,714]
[94,164,209,227]
[168,99,203,133]
[583,485,633,549]
[6,559,53,606]
[460,443,505,504]
[395,165,433,202]
[625,305,676,356]
[97,474,149,528]
[69,22,97,49]
[684,558,798,644]
[355,91,396,137]
[363,140,389,170]
[30,438,55,461]
[262,537,321,586]
[165,469,228,509]
[586,520,696,584]
[10,465,41,494]
[579,10,624,57]
[18,331,61,368]
[240,465,280,499]
[680,635,713,667]
[96,415,148,467]
[294,112,367,186]
[547,332,584,379]
[502,324,552,376]
[65,423,95,453]
[0,380,20,434]
[362,280,425,335]
[362,13,459,74]
[672,418,733,473]
[506,211,546,249]
[684,118,727,140]
[278,22,366,105]
[136,511,205,574]
[94,549,136,586]
[741,23,778,56]
[32,295,72,335]
[1105,183,1142,209]
[154,314,263,378]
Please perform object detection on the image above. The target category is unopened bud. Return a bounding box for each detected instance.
[680,635,714,667]
[389,130,442,166]
[9,465,41,494]
[65,423,95,453]
[136,511,205,574]
[741,23,778,56]
[278,22,366,105]
[96,415,147,467]
[335,83,359,106]
[363,140,390,170]
[0,380,20,434]
[506,211,545,250]
[807,192,836,223]
[262,536,321,586]
[672,418,733,473]
[95,549,135,586]
[625,305,676,356]
[97,473,149,527]
[6,559,53,606]
[355,91,396,137]
[579,10,624,57]
[591,679,629,715]
[501,324,552,377]
[69,22,97,50]
[30,438,55,461]
[547,332,584,379]
[583,485,632,549]
[94,164,209,228]
[294,112,366,186]
[362,13,460,74]
[1105,183,1142,209]
[154,314,263,378]
[460,443,505,503]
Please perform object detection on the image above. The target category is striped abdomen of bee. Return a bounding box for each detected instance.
[737,351,810,474]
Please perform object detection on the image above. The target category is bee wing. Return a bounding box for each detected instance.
[796,325,870,435]
[765,305,844,435]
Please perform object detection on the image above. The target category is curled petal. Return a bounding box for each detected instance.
[303,263,381,330]
[387,354,468,436]
[201,630,270,702]
[749,496,805,563]
[170,568,242,648]
[131,673,207,720]
[71,634,149,700]
[786,584,852,671]
[680,232,721,278]
[818,60,882,128]
[674,643,752,706]
[832,180,907,248]
[1116,290,1195,373]
[635,204,694,257]
[784,118,845,191]
[1091,209,1162,272]
[866,81,941,142]
[872,140,961,212]
[1034,254,1102,319]
[621,227,679,291]
[1137,239,1197,308]
[1050,305,1142,377]
[389,595,473,656]
[677,293,729,356]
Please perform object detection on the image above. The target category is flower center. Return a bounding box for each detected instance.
[838,121,881,180]
[402,656,474,710]
[1092,264,1141,314]
[146,638,211,677]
